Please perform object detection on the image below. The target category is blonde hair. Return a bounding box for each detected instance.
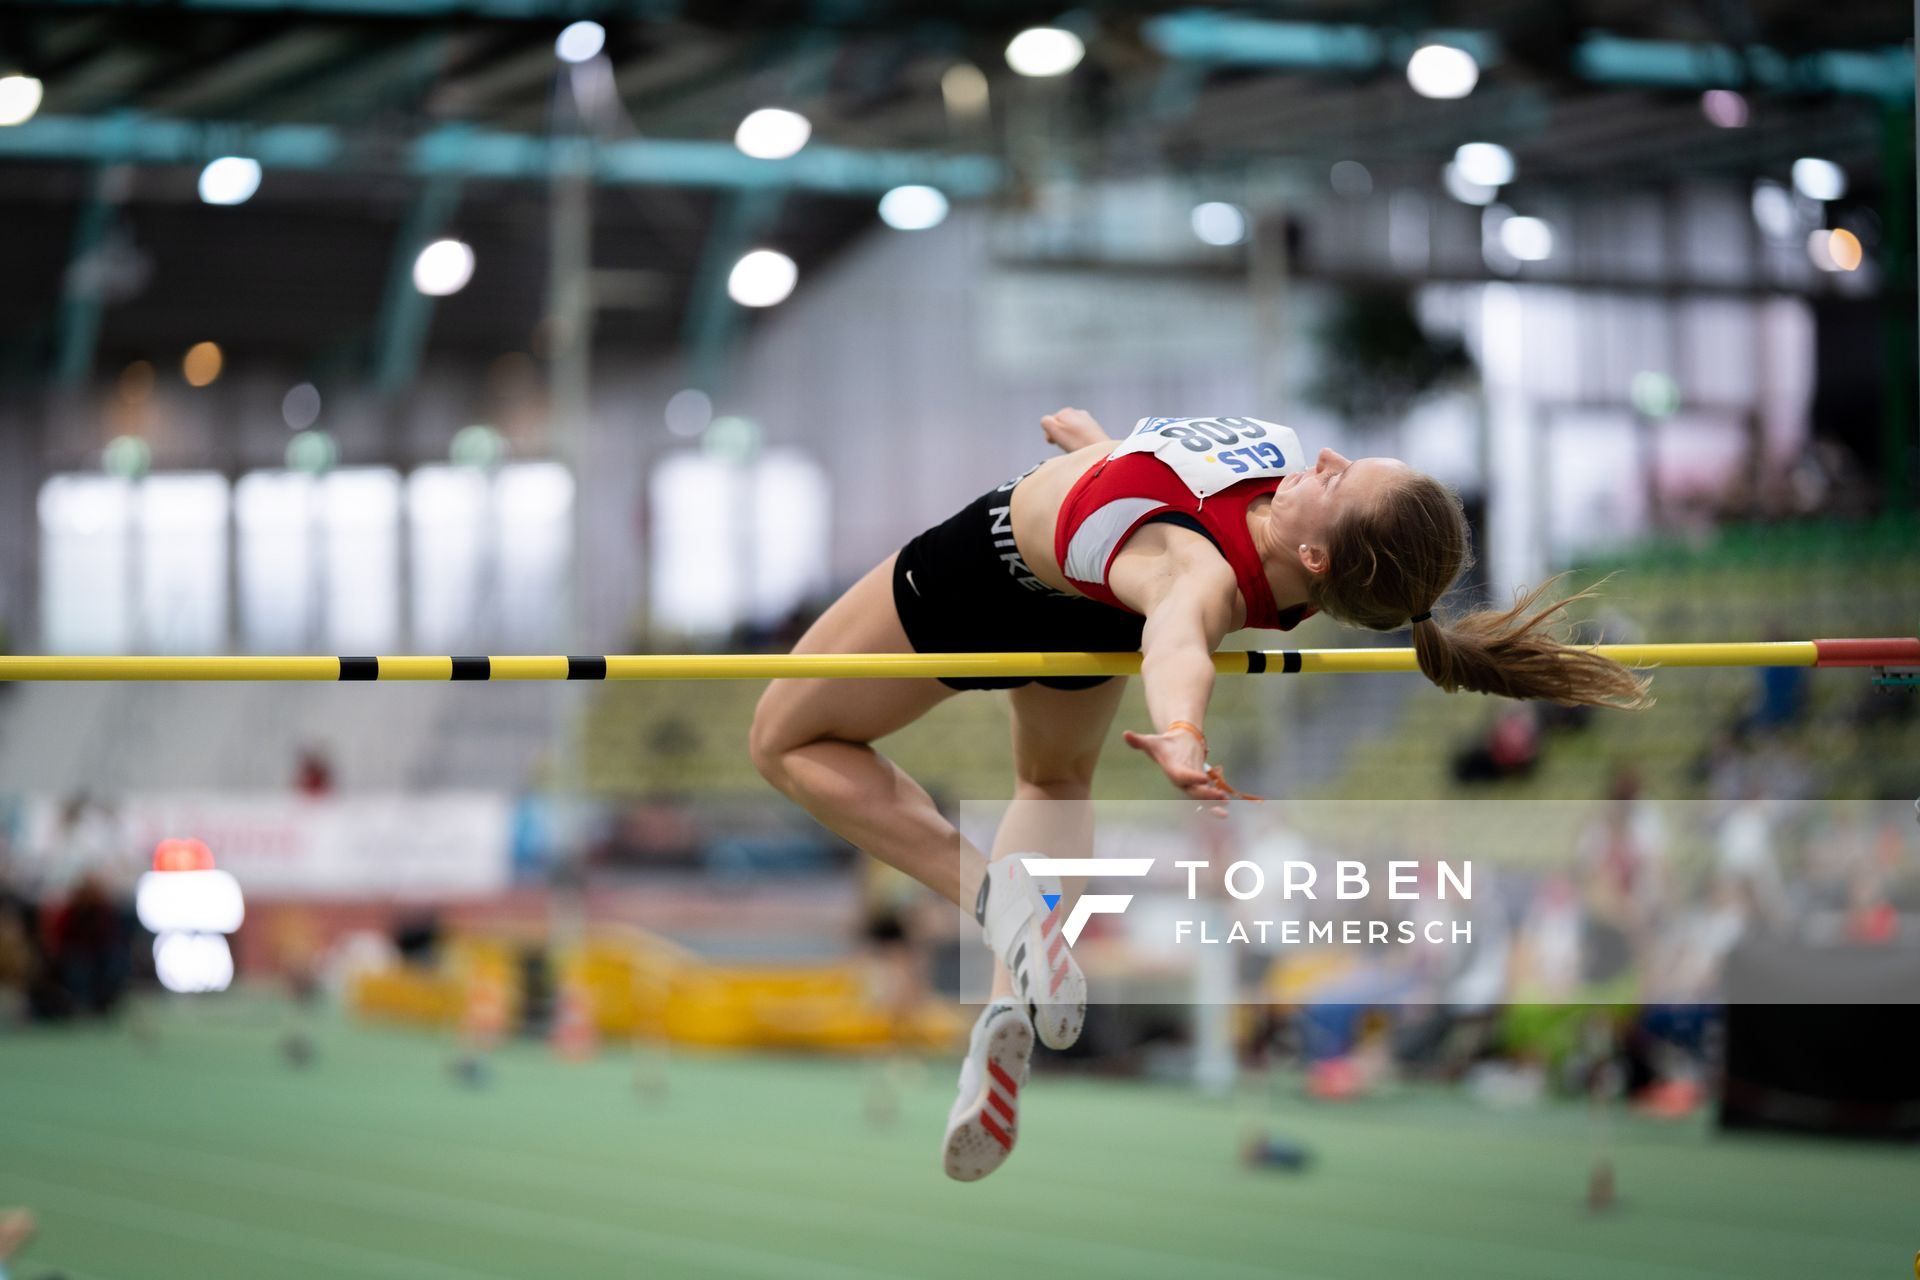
[1305,473,1651,709]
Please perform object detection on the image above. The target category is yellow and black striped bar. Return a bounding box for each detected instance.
[0,638,1914,682]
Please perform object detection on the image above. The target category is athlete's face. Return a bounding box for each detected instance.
[1266,449,1410,575]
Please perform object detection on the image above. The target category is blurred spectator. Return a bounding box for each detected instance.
[0,819,38,1027]
[0,896,31,1025]
[1715,793,1791,931]
[1844,854,1899,943]
[38,874,131,1018]
[1451,708,1540,785]
[36,792,134,899]
[293,744,336,796]
[1574,769,1668,986]
[599,799,705,871]
[857,853,941,1125]
[393,912,444,967]
[1749,663,1808,731]
[1849,678,1915,731]
[732,599,825,653]
[1689,726,1750,801]
[1742,629,1807,733]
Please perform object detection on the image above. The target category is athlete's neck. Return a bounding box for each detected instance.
[1246,496,1314,610]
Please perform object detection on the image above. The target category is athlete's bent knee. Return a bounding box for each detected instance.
[1012,769,1095,802]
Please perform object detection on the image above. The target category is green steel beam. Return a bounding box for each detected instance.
[1144,14,1502,73]
[679,186,781,395]
[11,0,681,15]
[371,169,464,391]
[48,116,147,391]
[19,0,1915,105]
[676,37,830,393]
[1143,11,1911,103]
[51,164,126,389]
[0,114,1003,197]
[1573,34,1914,102]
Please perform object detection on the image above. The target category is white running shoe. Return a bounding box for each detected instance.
[975,857,1086,1051]
[942,998,1033,1182]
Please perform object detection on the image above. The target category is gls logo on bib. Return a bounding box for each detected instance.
[1110,416,1306,500]
[1113,418,1305,502]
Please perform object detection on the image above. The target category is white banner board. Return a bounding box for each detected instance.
[11,794,512,898]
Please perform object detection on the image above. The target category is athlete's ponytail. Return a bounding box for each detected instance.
[1305,472,1651,709]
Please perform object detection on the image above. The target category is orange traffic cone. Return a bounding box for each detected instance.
[462,969,510,1053]
[550,977,598,1061]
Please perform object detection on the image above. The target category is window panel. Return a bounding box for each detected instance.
[321,469,401,653]
[408,466,489,653]
[38,475,132,654]
[495,462,573,651]
[137,473,228,654]
[236,471,318,653]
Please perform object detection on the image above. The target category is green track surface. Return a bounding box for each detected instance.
[1,998,1914,1279]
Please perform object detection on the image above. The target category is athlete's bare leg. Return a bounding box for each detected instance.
[750,552,988,908]
[985,677,1129,997]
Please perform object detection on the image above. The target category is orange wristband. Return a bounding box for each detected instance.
[1166,720,1207,749]
[1206,765,1265,804]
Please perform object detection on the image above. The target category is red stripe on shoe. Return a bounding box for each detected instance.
[1047,934,1065,963]
[1040,911,1057,938]
[987,1060,1020,1096]
[1049,964,1068,995]
[980,1111,1013,1150]
[989,1090,1016,1123]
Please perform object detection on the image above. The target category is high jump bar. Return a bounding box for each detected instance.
[0,639,1914,682]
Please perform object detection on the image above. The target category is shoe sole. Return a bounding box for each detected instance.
[942,1013,1035,1182]
[1015,894,1086,1051]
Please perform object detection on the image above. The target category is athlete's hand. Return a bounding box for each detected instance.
[1122,727,1228,813]
[1041,407,1111,452]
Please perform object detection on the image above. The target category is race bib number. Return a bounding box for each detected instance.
[1110,416,1306,499]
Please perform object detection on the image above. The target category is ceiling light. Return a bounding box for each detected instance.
[1006,28,1084,77]
[197,156,262,206]
[1701,89,1749,128]
[1499,215,1553,262]
[1442,161,1496,206]
[1190,202,1247,246]
[1452,142,1513,188]
[0,75,43,127]
[555,21,605,63]
[1406,45,1477,99]
[412,239,475,297]
[878,185,950,231]
[1791,157,1846,203]
[727,250,797,307]
[735,108,811,160]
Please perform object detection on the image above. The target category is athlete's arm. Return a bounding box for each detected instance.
[1107,534,1240,801]
[1040,407,1112,452]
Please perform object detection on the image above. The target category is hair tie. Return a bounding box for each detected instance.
[1409,610,1432,624]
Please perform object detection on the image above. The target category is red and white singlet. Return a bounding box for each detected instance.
[1052,416,1318,631]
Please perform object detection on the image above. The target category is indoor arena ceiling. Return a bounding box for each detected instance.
[0,0,1911,369]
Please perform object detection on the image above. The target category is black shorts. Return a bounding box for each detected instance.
[892,474,1146,692]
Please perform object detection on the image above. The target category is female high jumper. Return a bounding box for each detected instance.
[750,407,1646,1181]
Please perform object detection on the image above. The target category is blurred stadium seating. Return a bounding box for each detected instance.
[1326,514,1920,802]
